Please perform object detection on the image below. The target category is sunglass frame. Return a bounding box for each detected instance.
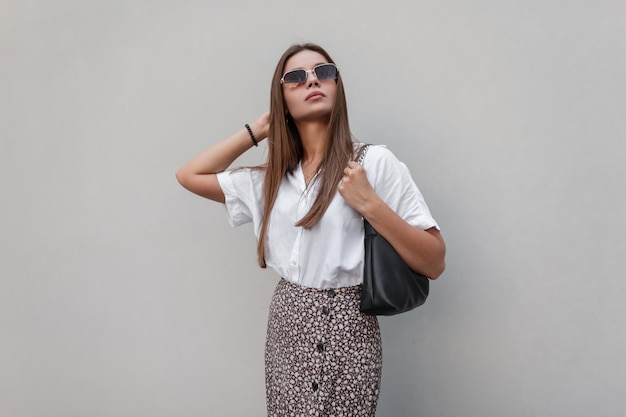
[280,63,338,85]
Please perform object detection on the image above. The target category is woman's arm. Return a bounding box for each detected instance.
[176,113,269,202]
[338,161,446,279]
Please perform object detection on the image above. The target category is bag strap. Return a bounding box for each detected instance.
[354,144,371,166]
[354,144,372,223]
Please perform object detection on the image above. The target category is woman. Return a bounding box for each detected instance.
[176,43,445,416]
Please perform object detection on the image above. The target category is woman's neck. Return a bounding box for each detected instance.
[297,120,329,165]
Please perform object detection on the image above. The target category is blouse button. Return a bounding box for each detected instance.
[327,289,336,298]
[312,382,319,391]
[321,306,330,315]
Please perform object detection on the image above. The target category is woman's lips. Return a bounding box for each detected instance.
[306,91,325,101]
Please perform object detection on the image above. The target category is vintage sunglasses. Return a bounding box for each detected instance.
[281,63,338,86]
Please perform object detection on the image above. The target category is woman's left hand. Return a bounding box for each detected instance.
[339,161,446,278]
[338,161,379,215]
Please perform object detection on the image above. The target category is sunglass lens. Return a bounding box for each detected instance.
[283,69,307,84]
[315,64,337,81]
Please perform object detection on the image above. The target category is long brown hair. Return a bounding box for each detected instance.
[256,43,354,267]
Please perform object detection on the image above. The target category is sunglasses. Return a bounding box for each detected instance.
[280,63,338,86]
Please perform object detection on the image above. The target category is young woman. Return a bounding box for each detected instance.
[176,43,445,416]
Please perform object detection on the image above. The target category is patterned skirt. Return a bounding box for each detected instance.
[265,278,382,417]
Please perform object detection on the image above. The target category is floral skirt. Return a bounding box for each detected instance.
[265,278,382,417]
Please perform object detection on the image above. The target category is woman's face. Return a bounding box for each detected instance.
[281,50,337,123]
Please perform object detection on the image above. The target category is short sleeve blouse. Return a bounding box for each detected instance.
[216,144,439,289]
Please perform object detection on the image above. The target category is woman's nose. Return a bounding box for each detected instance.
[306,70,320,88]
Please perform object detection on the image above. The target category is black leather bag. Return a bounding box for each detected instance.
[356,145,430,316]
[360,219,430,315]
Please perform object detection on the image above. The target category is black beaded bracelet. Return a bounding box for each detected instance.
[245,123,258,147]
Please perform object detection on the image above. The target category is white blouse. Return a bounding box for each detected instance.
[216,144,439,289]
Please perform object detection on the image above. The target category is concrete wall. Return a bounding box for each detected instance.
[2,1,625,416]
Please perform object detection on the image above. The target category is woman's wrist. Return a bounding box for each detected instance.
[251,122,268,142]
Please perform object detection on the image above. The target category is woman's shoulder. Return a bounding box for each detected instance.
[221,166,266,188]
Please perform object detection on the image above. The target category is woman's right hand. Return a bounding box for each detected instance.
[250,112,270,141]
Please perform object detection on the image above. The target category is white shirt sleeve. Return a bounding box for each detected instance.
[216,168,265,229]
[363,145,439,231]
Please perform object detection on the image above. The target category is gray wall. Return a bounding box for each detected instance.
[2,1,625,416]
